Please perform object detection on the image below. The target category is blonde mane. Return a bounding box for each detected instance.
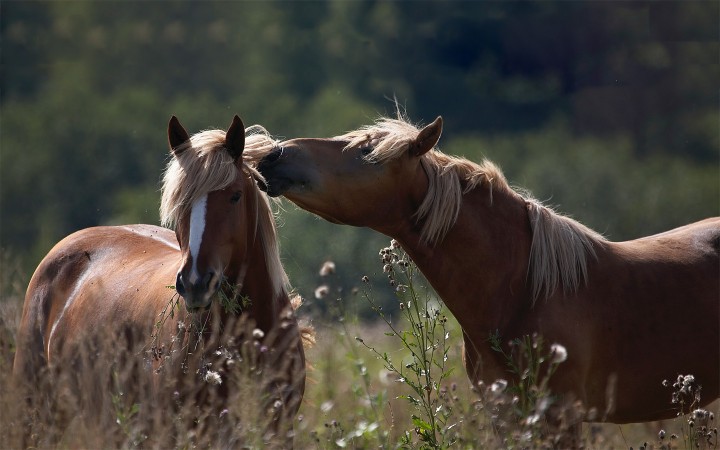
[160,126,289,296]
[340,115,606,301]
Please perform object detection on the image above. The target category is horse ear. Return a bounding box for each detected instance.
[168,116,190,155]
[225,115,245,161]
[409,116,443,157]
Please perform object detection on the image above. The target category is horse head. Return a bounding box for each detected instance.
[257,116,443,231]
[166,115,254,311]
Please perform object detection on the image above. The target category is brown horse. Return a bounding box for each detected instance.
[13,115,307,446]
[256,114,719,424]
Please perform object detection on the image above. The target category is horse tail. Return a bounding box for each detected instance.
[13,274,53,384]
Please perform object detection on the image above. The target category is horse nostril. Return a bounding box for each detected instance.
[176,272,186,296]
[265,147,283,163]
[258,147,284,172]
[203,271,215,291]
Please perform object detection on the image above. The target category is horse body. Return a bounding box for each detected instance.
[396,179,719,422]
[14,116,306,446]
[14,226,182,378]
[256,114,719,423]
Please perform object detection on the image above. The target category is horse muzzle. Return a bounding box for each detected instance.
[176,270,220,311]
[257,146,308,197]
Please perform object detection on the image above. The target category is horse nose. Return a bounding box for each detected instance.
[176,272,186,296]
[175,270,219,310]
[257,146,290,176]
[262,146,284,164]
[202,271,217,292]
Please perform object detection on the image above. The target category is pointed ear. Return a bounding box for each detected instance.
[409,116,443,157]
[168,116,190,155]
[225,115,245,161]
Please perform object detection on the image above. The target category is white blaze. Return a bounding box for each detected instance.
[188,195,207,284]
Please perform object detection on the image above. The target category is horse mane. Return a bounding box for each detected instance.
[339,115,607,301]
[160,125,289,297]
[525,199,605,301]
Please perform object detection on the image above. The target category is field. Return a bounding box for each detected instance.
[0,251,717,449]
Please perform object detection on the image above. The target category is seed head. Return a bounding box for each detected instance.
[490,379,508,394]
[549,343,568,364]
[204,370,222,385]
[319,260,336,276]
[314,285,330,299]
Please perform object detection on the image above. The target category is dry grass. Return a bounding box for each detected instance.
[295,315,719,449]
[0,251,717,449]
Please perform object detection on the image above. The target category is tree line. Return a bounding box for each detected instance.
[2,1,717,317]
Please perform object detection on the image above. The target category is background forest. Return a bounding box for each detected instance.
[1,1,718,318]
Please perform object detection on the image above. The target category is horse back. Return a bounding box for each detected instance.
[623,217,719,268]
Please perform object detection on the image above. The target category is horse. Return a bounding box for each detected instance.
[255,113,719,425]
[13,115,308,447]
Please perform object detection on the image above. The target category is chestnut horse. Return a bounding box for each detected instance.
[13,115,307,446]
[256,114,719,424]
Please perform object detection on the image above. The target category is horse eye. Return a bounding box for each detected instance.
[230,191,242,204]
[359,146,373,156]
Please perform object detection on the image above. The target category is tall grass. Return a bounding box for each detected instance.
[0,248,717,449]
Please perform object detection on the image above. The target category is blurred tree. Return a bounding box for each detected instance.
[1,1,716,319]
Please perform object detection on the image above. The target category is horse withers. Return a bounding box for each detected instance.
[256,113,719,425]
[13,115,308,447]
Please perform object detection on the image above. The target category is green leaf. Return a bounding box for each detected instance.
[411,415,432,432]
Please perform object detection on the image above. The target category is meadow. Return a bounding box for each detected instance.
[2,4,716,448]
[0,248,717,449]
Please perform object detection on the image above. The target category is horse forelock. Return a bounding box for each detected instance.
[160,126,278,228]
[160,129,238,228]
[242,124,281,168]
[160,126,288,298]
[339,117,418,163]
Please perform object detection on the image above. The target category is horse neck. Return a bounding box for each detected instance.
[388,180,533,334]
